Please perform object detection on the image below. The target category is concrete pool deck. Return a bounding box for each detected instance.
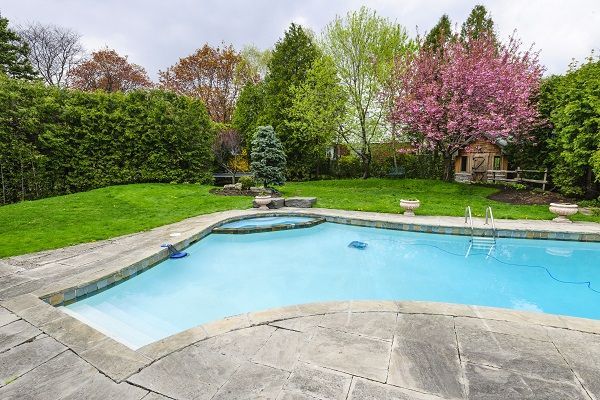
[1,208,600,399]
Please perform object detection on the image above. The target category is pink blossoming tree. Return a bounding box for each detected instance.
[391,34,543,180]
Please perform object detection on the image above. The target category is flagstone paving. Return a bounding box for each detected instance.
[2,303,599,400]
[1,208,599,399]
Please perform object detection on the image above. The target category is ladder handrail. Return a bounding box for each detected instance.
[466,206,497,258]
[464,206,474,239]
[485,206,497,240]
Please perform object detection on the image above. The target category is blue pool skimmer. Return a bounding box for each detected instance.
[161,244,188,259]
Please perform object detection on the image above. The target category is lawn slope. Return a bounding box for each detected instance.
[1,184,249,258]
[279,179,595,221]
[2,179,597,258]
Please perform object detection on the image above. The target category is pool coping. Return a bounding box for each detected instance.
[2,207,600,382]
[3,297,600,383]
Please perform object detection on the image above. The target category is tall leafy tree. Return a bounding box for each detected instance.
[0,14,36,79]
[262,23,320,173]
[251,125,286,187]
[239,45,271,80]
[323,7,412,178]
[68,48,152,92]
[160,43,257,122]
[503,75,560,172]
[545,57,600,196]
[392,34,543,181]
[287,56,347,178]
[232,81,265,148]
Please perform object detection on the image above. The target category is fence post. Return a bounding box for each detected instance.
[542,168,547,191]
[516,167,521,183]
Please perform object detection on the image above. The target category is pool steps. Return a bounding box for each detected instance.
[61,301,175,349]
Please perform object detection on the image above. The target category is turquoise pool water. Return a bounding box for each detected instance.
[63,222,600,349]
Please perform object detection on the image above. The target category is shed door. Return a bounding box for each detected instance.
[471,155,488,181]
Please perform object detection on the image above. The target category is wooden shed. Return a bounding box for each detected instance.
[454,139,509,183]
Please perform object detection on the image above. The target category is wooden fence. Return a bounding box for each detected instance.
[486,168,548,191]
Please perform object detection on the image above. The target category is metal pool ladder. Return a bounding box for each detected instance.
[465,206,497,258]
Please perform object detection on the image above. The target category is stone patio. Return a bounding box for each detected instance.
[1,208,600,399]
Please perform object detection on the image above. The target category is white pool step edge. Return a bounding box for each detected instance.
[60,304,161,349]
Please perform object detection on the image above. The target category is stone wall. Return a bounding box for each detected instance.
[454,172,472,183]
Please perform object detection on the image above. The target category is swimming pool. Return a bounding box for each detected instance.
[62,221,600,349]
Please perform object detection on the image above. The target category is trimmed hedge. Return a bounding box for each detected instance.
[0,75,214,204]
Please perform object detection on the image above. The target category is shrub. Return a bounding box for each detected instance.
[335,155,362,178]
[238,175,255,190]
[0,75,214,204]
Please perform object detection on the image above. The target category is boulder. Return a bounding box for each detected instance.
[252,197,285,209]
[224,183,243,190]
[284,197,317,208]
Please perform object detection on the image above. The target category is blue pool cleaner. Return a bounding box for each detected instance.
[161,244,188,259]
[348,241,368,250]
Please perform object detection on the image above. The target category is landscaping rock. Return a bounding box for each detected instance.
[223,183,242,190]
[252,197,285,209]
[249,186,273,195]
[285,197,317,208]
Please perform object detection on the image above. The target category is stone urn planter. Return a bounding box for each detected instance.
[254,195,272,211]
[549,203,578,223]
[400,199,420,216]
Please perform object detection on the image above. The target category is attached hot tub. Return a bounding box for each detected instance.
[212,215,324,234]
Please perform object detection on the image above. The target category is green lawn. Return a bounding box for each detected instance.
[1,184,250,258]
[279,179,588,221]
[1,179,598,258]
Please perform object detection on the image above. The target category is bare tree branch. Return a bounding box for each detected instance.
[18,22,84,87]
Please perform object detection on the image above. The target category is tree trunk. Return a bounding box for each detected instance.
[20,157,25,202]
[585,167,593,197]
[359,115,371,179]
[0,164,5,205]
[31,160,39,198]
[361,150,371,179]
[391,121,398,169]
[443,155,454,182]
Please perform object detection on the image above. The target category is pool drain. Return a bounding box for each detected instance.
[348,241,368,250]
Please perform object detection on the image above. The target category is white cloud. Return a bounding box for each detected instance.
[2,0,598,79]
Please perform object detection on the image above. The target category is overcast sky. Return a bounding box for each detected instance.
[2,0,599,80]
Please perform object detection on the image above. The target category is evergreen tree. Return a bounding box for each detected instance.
[250,125,286,187]
[0,15,36,79]
[423,14,453,52]
[262,24,319,175]
[460,5,496,44]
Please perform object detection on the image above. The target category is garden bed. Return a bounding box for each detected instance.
[487,187,574,205]
[210,188,281,197]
